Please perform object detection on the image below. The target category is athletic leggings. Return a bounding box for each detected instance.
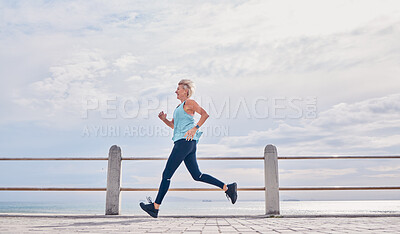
[155,139,225,204]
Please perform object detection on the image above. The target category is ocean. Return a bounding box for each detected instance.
[1,200,400,216]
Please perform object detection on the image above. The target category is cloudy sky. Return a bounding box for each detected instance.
[1,0,400,205]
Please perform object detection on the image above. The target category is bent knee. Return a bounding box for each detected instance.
[162,171,172,181]
[192,173,203,181]
[161,176,172,182]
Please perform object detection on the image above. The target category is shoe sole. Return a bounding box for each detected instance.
[139,202,158,218]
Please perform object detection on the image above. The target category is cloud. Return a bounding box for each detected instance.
[280,168,358,180]
[198,93,400,156]
[367,173,400,178]
[125,76,143,82]
[127,175,160,186]
[11,49,114,126]
[113,53,139,70]
[3,0,400,128]
[366,165,400,172]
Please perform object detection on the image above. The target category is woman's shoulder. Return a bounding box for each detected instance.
[185,99,198,105]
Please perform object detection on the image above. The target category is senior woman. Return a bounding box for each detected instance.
[139,79,237,218]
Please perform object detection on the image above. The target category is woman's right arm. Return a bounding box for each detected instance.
[158,111,174,129]
[163,118,174,129]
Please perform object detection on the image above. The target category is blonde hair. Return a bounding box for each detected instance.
[178,79,196,98]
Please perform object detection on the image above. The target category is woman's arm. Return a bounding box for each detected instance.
[163,118,174,129]
[158,111,174,129]
[190,100,209,128]
[184,100,209,140]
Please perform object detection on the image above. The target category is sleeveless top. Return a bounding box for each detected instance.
[172,100,203,143]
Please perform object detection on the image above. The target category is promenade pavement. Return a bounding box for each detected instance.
[1,213,399,233]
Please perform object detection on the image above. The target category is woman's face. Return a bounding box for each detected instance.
[175,85,187,100]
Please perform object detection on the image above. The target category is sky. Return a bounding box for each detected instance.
[0,0,400,204]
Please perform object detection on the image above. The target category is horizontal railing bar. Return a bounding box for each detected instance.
[2,156,400,161]
[279,156,400,159]
[2,186,400,191]
[0,157,264,161]
[0,187,263,191]
[0,157,263,161]
[0,188,106,191]
[125,156,400,160]
[121,187,265,191]
[122,157,264,160]
[0,158,108,161]
[280,186,400,190]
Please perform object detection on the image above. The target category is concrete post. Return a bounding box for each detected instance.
[105,145,122,215]
[264,144,280,215]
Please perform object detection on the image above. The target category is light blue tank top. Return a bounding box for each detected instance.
[172,100,203,143]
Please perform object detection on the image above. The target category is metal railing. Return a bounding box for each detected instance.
[1,144,400,215]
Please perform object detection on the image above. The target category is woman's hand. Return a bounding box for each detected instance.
[184,127,198,141]
[158,111,167,121]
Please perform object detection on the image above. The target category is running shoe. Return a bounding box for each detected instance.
[225,182,238,204]
[139,196,159,218]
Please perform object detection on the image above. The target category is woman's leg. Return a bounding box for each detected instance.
[154,140,196,205]
[184,147,225,189]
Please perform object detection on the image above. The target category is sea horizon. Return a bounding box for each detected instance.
[1,200,400,216]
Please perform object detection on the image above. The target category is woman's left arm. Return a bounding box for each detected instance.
[184,100,209,141]
[191,100,209,127]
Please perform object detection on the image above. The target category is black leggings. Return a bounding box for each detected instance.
[155,139,225,204]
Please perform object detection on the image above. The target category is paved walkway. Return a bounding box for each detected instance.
[0,214,399,233]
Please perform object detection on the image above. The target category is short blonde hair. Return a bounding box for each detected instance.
[178,79,196,98]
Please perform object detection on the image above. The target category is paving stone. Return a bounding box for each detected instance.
[1,214,400,233]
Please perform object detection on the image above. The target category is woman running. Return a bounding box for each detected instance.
[139,79,238,218]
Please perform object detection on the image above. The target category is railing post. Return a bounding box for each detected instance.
[105,145,122,215]
[264,144,280,215]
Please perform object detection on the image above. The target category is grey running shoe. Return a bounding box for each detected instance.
[139,197,159,218]
[225,182,238,204]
